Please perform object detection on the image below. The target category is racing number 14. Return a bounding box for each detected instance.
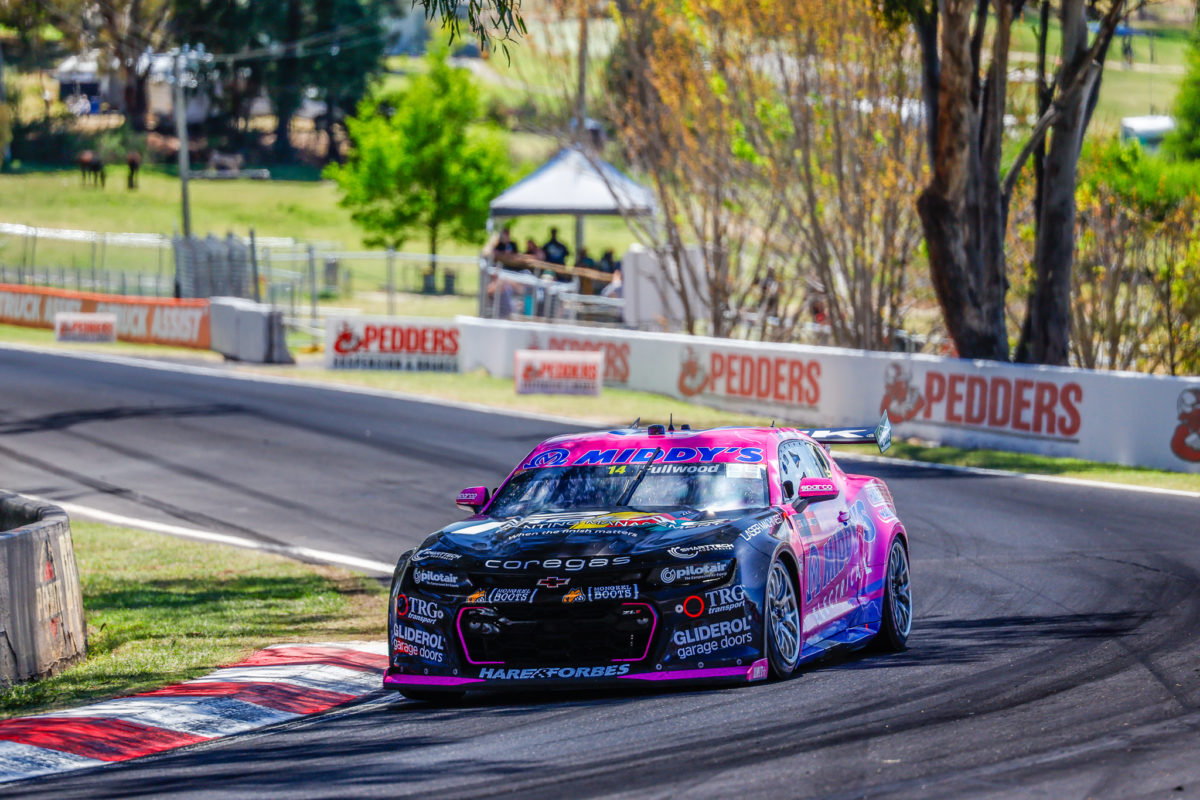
[607,466,628,475]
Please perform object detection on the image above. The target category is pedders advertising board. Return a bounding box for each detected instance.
[325,317,459,371]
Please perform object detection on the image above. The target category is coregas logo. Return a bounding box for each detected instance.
[1171,388,1200,462]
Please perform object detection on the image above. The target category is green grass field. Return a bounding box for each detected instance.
[0,521,386,718]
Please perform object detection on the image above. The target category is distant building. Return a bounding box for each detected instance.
[1120,115,1175,151]
[52,51,119,112]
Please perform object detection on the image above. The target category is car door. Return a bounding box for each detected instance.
[777,440,852,643]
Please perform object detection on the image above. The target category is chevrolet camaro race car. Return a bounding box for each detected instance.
[384,415,911,700]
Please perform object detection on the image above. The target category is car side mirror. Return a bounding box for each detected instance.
[456,486,490,513]
[792,477,839,508]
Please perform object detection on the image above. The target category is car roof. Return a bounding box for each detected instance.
[517,426,817,470]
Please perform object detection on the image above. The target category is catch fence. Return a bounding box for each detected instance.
[0,222,481,337]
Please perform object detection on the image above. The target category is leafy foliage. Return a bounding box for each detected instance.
[1080,137,1200,219]
[604,0,925,345]
[1165,26,1200,161]
[412,0,527,54]
[172,0,386,155]
[327,46,511,261]
[1073,138,1200,374]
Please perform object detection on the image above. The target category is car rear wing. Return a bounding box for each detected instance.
[800,412,892,454]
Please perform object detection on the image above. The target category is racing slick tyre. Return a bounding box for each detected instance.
[875,537,912,652]
[765,555,802,678]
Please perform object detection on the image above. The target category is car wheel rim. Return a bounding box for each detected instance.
[767,561,800,669]
[888,542,912,637]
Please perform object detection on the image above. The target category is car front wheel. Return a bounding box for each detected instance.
[876,537,912,651]
[765,557,802,678]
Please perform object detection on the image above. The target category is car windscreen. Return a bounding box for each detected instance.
[488,462,769,517]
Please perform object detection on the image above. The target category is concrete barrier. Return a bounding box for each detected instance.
[0,493,87,687]
[210,297,294,364]
[454,316,1200,473]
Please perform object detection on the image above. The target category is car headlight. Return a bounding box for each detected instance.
[411,566,472,590]
[656,560,733,586]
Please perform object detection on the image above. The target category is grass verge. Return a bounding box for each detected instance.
[0,322,224,361]
[0,521,386,719]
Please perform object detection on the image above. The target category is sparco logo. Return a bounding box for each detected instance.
[524,448,570,468]
[667,543,735,560]
[484,556,631,571]
[660,562,727,584]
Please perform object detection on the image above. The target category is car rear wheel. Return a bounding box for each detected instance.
[876,537,912,651]
[765,557,801,678]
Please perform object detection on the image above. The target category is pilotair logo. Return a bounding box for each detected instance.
[678,346,710,397]
[879,363,925,424]
[1171,388,1200,463]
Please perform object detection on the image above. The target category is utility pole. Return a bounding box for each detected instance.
[574,0,588,262]
[0,40,9,166]
[174,48,193,239]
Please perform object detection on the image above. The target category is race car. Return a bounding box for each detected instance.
[384,415,910,700]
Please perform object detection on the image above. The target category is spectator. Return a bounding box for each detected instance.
[601,268,623,299]
[485,270,515,317]
[496,227,518,255]
[524,238,544,260]
[543,227,570,265]
[575,247,596,269]
[598,248,618,274]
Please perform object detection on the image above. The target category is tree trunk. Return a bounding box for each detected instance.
[1018,0,1111,365]
[274,0,303,160]
[429,224,438,278]
[915,0,1009,361]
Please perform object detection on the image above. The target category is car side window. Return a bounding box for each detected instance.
[780,440,828,485]
[805,443,832,478]
[777,442,805,500]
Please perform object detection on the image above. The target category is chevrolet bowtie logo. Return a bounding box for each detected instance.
[537,576,570,589]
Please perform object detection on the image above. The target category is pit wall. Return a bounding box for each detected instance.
[0,284,210,348]
[453,316,1200,474]
[0,493,87,687]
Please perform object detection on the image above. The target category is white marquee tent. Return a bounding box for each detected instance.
[489,147,656,219]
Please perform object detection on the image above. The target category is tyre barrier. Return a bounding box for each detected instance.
[0,493,86,688]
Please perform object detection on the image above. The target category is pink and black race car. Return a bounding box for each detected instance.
[384,415,910,700]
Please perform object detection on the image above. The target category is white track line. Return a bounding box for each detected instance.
[26,496,395,575]
[37,697,297,738]
[0,742,104,783]
[190,664,382,696]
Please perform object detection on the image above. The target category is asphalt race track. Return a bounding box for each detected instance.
[3,345,1200,799]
